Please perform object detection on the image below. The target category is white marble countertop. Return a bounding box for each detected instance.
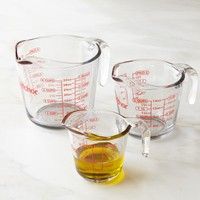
[1,0,200,199]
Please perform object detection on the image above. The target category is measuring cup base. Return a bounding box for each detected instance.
[26,103,80,129]
[77,168,123,183]
[26,110,64,129]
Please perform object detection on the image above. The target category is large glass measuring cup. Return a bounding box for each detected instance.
[15,35,110,128]
[112,59,198,138]
[62,110,150,183]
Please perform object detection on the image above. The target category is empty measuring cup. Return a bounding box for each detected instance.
[62,110,150,183]
[112,59,198,138]
[15,35,110,128]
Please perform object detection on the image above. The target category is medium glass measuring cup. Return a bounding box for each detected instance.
[62,110,150,183]
[112,59,198,138]
[15,34,110,128]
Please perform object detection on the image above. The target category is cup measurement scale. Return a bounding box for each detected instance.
[21,62,91,127]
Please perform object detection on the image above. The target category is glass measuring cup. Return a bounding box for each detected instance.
[62,110,150,183]
[112,59,198,139]
[15,34,110,128]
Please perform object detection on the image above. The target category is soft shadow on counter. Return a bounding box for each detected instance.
[121,166,149,185]
[99,166,149,186]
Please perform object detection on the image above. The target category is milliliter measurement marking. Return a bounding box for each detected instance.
[60,80,65,118]
[162,99,166,120]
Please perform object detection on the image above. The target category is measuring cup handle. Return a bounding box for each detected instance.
[175,64,199,104]
[136,121,151,157]
[94,39,110,86]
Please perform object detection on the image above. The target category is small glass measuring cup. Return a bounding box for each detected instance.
[112,59,198,138]
[15,34,110,128]
[62,110,150,183]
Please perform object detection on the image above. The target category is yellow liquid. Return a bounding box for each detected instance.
[74,142,124,182]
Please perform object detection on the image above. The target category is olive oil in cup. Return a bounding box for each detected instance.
[62,110,150,183]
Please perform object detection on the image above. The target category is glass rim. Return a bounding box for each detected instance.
[62,109,132,141]
[15,34,101,67]
[112,59,185,89]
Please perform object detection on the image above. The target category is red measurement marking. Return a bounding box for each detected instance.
[25,47,40,56]
[71,91,83,96]
[44,99,57,103]
[80,72,90,78]
[116,87,128,108]
[76,93,88,101]
[165,105,175,110]
[63,78,73,82]
[42,88,57,92]
[132,97,150,103]
[60,80,65,118]
[150,101,153,127]
[132,70,150,76]
[63,99,73,102]
[139,115,157,119]
[63,83,73,87]
[152,124,162,128]
[74,78,77,105]
[76,102,82,106]
[135,79,147,84]
[116,96,128,109]
[153,99,163,103]
[20,82,38,95]
[76,82,89,88]
[63,93,72,97]
[141,111,151,115]
[62,72,90,82]
[162,99,166,120]
[135,106,151,111]
[77,104,87,109]
[45,111,57,116]
[165,109,175,116]
[152,106,163,110]
[167,94,176,100]
[41,78,55,83]
[135,90,145,96]
[89,117,98,122]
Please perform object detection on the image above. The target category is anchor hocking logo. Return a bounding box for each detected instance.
[20,82,38,95]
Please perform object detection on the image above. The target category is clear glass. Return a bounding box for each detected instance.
[62,110,150,183]
[112,59,198,139]
[15,34,110,128]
